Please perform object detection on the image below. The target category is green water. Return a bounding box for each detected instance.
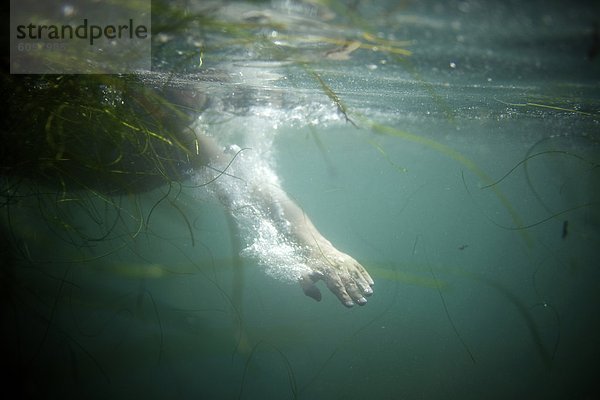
[2,0,599,399]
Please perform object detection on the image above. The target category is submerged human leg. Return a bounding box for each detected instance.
[194,133,374,307]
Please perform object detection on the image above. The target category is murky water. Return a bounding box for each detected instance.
[3,0,599,399]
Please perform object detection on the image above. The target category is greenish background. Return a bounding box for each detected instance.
[2,0,599,399]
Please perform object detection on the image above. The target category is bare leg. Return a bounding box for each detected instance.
[262,182,374,307]
[194,133,374,307]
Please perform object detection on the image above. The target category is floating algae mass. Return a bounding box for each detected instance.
[0,74,206,194]
[2,0,600,399]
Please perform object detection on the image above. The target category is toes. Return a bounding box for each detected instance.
[351,265,374,297]
[355,276,373,297]
[299,273,322,301]
[344,277,368,306]
[303,283,322,302]
[358,264,375,286]
[355,296,368,306]
[324,274,355,307]
[306,252,374,308]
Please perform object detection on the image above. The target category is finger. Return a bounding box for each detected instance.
[324,273,355,308]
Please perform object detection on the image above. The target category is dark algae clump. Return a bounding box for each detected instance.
[1,74,205,194]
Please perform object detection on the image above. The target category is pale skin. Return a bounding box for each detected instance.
[194,133,374,307]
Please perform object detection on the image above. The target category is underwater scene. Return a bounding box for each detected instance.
[2,0,600,398]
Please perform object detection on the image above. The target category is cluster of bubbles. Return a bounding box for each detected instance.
[191,106,338,282]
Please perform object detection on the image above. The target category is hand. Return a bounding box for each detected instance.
[299,244,374,308]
